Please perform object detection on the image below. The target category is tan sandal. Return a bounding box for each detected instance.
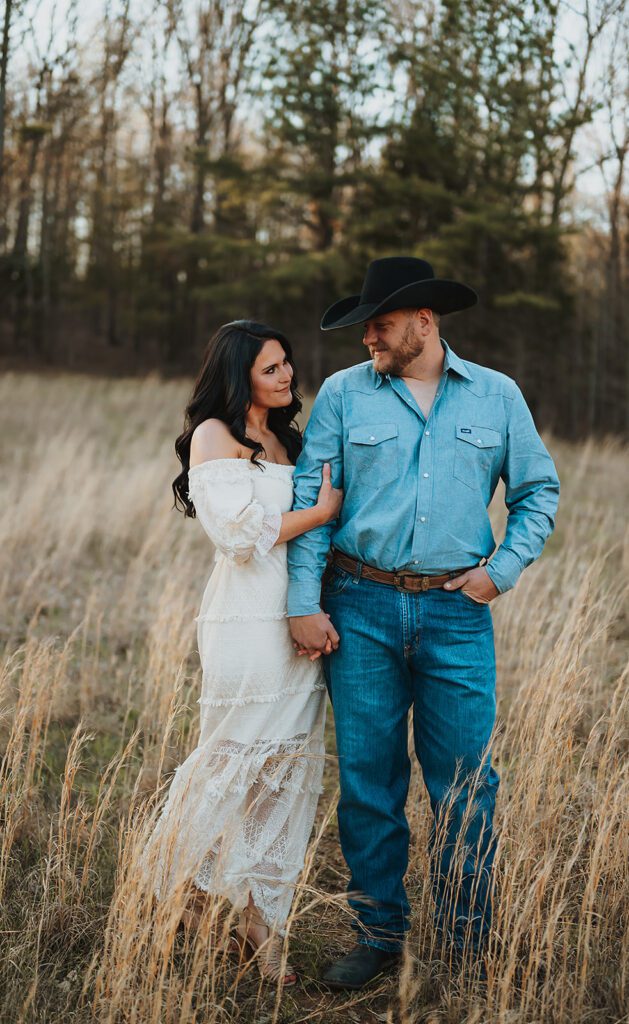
[230,905,297,986]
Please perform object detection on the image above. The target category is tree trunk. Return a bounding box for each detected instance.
[13,134,41,259]
[37,133,53,359]
[0,0,13,184]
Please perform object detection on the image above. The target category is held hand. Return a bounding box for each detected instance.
[299,637,333,661]
[315,462,343,525]
[297,619,334,661]
[289,611,339,660]
[442,566,500,604]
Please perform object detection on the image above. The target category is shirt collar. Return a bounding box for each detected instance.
[373,338,473,388]
[441,338,473,381]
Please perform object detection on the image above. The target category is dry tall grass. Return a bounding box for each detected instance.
[0,371,627,1024]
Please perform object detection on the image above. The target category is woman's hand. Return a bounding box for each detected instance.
[273,463,343,545]
[315,462,343,524]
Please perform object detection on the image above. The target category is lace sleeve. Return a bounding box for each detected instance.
[188,461,282,564]
[254,505,282,558]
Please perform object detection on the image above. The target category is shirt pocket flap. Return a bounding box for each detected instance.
[348,422,399,446]
[456,425,502,448]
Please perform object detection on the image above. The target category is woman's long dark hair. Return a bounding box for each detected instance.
[173,320,303,517]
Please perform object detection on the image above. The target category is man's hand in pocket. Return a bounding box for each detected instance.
[442,567,499,604]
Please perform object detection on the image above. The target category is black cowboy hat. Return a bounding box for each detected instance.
[320,257,478,331]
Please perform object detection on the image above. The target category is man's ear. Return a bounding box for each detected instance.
[414,307,432,331]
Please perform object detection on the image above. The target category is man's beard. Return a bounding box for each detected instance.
[379,318,425,375]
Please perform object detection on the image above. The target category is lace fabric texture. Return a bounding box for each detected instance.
[187,457,284,564]
[141,458,327,931]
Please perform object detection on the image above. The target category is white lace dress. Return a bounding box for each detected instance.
[143,457,327,931]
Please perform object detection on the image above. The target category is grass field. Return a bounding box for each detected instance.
[0,372,627,1024]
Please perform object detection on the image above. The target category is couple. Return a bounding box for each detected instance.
[143,257,560,990]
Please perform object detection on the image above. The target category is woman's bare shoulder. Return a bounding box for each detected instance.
[190,419,242,466]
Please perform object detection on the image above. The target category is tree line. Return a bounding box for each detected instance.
[1,0,627,437]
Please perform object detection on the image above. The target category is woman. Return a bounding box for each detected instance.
[142,320,341,986]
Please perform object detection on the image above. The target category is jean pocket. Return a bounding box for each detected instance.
[348,422,399,488]
[457,587,489,607]
[322,565,353,598]
[453,425,502,490]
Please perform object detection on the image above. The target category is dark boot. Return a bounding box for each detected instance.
[321,944,402,990]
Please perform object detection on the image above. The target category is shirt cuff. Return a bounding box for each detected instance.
[485,548,524,594]
[286,579,322,617]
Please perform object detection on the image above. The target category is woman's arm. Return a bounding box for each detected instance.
[189,421,341,555]
[276,507,325,544]
[276,463,340,543]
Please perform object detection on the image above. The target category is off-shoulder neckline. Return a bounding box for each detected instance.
[188,457,295,473]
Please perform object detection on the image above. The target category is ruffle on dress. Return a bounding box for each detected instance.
[141,457,327,931]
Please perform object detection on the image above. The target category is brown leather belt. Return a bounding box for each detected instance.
[328,549,474,592]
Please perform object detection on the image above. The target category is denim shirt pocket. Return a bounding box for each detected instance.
[453,425,502,490]
[347,422,399,488]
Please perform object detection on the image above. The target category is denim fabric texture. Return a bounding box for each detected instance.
[286,339,559,954]
[286,339,560,617]
[321,567,498,952]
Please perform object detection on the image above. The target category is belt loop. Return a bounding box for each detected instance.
[352,560,363,583]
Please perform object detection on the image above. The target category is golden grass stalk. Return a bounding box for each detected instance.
[0,373,626,1023]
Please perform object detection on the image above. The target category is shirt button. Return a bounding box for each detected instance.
[420,516,426,522]
[369,435,375,441]
[423,472,429,478]
[425,430,430,436]
[476,438,482,444]
[413,560,418,564]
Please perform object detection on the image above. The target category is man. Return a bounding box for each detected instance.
[287,256,560,990]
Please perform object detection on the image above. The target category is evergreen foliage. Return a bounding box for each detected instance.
[0,0,626,436]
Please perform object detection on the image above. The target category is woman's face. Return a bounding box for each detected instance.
[249,338,294,410]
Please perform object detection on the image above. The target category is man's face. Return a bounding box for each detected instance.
[362,308,426,375]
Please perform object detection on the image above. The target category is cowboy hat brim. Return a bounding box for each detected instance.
[320,278,478,331]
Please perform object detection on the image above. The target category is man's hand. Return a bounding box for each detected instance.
[442,566,500,604]
[289,612,340,662]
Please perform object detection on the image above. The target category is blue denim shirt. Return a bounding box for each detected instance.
[286,339,560,617]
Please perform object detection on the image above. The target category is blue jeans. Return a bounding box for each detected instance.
[321,561,499,954]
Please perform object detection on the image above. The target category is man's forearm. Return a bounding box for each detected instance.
[287,518,335,614]
[487,385,560,593]
[287,575,327,617]
[486,505,557,593]
[287,379,343,616]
